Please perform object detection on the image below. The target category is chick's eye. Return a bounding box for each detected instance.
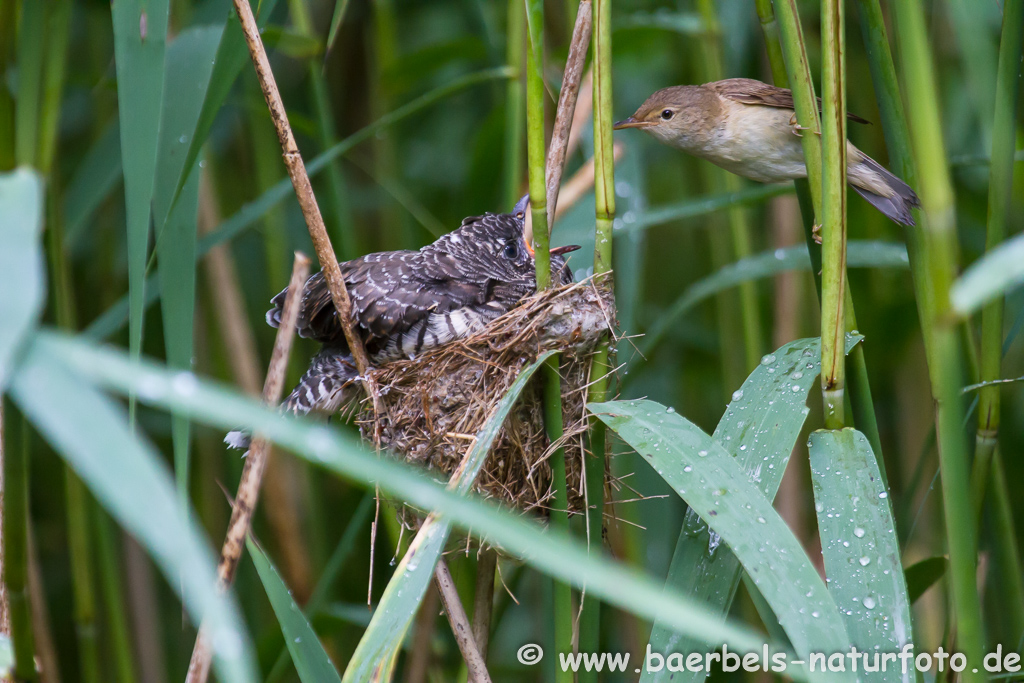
[503,242,519,259]
[661,109,674,120]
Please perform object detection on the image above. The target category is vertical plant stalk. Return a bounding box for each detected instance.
[229,0,374,388]
[0,0,15,171]
[892,0,984,678]
[3,413,36,681]
[185,253,310,683]
[14,0,44,168]
[972,0,1024,519]
[580,0,613,672]
[503,0,526,209]
[545,0,592,230]
[37,0,72,177]
[93,510,139,683]
[819,0,848,429]
[471,549,498,660]
[988,450,1024,646]
[762,0,885,464]
[434,560,493,683]
[696,0,763,376]
[525,1,550,289]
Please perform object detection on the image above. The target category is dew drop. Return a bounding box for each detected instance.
[854,527,866,538]
[859,556,871,566]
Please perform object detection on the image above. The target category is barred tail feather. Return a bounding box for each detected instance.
[224,348,360,451]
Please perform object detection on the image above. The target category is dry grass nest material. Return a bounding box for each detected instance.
[352,274,616,523]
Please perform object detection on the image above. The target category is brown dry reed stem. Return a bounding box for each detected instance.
[434,559,493,683]
[198,172,313,600]
[405,585,440,683]
[472,548,498,659]
[544,0,592,230]
[185,252,310,683]
[229,0,373,388]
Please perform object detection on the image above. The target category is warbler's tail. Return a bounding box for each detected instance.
[849,153,920,226]
[224,347,360,451]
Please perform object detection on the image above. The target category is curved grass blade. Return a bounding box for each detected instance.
[111,0,169,371]
[589,398,855,683]
[642,243,906,354]
[325,0,353,56]
[9,340,256,683]
[154,24,222,503]
[168,0,282,214]
[809,428,914,682]
[248,537,342,683]
[951,233,1024,316]
[64,121,122,247]
[0,169,44,389]
[630,334,861,683]
[343,351,554,682]
[39,331,788,672]
[83,66,513,342]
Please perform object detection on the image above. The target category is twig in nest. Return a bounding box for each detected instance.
[185,252,309,683]
[435,559,493,683]
[228,0,380,419]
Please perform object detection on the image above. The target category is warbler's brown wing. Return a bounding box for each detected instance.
[708,78,870,124]
[268,250,486,351]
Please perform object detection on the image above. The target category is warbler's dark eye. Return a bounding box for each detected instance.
[503,242,519,259]
[661,109,674,120]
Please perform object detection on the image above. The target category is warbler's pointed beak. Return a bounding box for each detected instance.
[613,116,655,130]
[549,244,581,256]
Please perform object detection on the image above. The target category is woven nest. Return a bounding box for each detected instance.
[349,274,615,526]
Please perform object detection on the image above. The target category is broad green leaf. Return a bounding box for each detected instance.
[38,331,789,670]
[64,121,122,247]
[0,169,44,389]
[344,351,554,682]
[951,232,1024,315]
[169,0,282,215]
[632,335,862,683]
[642,243,907,354]
[83,66,513,342]
[903,556,947,604]
[111,0,170,366]
[248,537,342,683]
[809,428,914,682]
[153,25,222,503]
[589,398,854,683]
[9,340,256,683]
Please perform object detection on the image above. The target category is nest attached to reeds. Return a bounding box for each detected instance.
[349,274,615,527]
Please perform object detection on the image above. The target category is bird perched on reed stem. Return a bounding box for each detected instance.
[226,195,578,449]
[615,78,920,226]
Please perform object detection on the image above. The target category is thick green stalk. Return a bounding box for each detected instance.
[94,509,139,683]
[762,0,885,463]
[973,0,1024,518]
[819,0,847,428]
[66,473,100,683]
[525,4,568,677]
[989,450,1024,647]
[525,15,550,288]
[754,0,788,87]
[579,0,613,672]
[503,0,526,209]
[14,0,45,167]
[696,0,763,374]
[3,410,37,681]
[892,0,984,678]
[0,0,14,170]
[37,0,71,176]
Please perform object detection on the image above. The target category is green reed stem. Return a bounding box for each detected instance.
[697,0,763,375]
[0,0,14,170]
[762,0,885,463]
[819,0,848,429]
[989,450,1024,648]
[14,0,44,167]
[579,0,613,670]
[66,472,101,683]
[504,0,526,209]
[94,509,139,683]
[3,409,37,681]
[38,0,71,176]
[892,0,985,678]
[973,0,1023,519]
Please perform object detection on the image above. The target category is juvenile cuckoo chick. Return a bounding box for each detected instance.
[226,195,578,449]
[615,78,920,226]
